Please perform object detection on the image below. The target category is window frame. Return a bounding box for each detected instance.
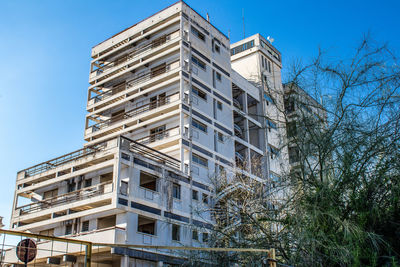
[192,153,208,167]
[192,86,207,100]
[192,190,199,201]
[191,26,205,42]
[172,183,181,199]
[172,224,180,241]
[192,56,206,70]
[192,119,207,133]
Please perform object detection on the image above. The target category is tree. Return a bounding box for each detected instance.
[209,35,400,267]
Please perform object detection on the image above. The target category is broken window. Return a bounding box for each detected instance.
[172,224,180,241]
[192,190,198,201]
[138,216,156,235]
[192,230,198,240]
[173,183,181,199]
[97,215,116,230]
[140,172,157,191]
[150,63,167,78]
[150,125,166,142]
[81,221,89,232]
[43,189,58,199]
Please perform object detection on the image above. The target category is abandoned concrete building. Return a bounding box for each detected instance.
[8,1,311,266]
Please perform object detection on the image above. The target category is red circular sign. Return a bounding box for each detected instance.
[16,239,37,263]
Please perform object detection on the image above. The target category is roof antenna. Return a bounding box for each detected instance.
[206,13,210,22]
[242,8,245,39]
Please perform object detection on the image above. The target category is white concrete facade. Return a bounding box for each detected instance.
[10,2,292,266]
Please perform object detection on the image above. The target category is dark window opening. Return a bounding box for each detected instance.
[140,172,157,191]
[172,224,180,241]
[138,216,156,235]
[173,183,181,199]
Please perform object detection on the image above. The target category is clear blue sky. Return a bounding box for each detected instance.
[0,0,399,228]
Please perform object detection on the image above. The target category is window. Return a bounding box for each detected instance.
[173,183,181,199]
[217,101,222,110]
[192,190,199,200]
[284,97,295,113]
[192,119,207,132]
[138,216,156,235]
[67,182,76,193]
[191,26,205,41]
[266,119,277,131]
[65,225,72,235]
[150,125,166,142]
[192,87,207,100]
[216,72,222,81]
[261,56,265,68]
[268,146,279,160]
[43,189,58,199]
[216,164,224,174]
[192,230,199,240]
[202,193,208,204]
[98,215,116,229]
[217,132,224,142]
[84,179,92,188]
[120,180,128,196]
[140,172,157,191]
[192,153,208,167]
[39,229,54,237]
[230,40,254,55]
[264,93,273,105]
[172,224,180,241]
[192,56,206,70]
[214,44,220,53]
[289,147,300,164]
[81,221,89,232]
[202,232,209,243]
[287,121,297,138]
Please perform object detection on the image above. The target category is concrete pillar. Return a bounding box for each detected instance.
[157,261,163,267]
[121,255,129,267]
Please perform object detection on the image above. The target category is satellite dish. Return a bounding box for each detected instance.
[267,36,274,43]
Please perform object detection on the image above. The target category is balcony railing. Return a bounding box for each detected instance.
[17,181,113,215]
[88,92,180,134]
[135,126,180,145]
[234,124,243,137]
[121,136,180,170]
[91,31,179,79]
[233,98,242,110]
[21,142,108,178]
[89,60,180,104]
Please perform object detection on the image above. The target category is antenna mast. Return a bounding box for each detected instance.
[242,8,245,39]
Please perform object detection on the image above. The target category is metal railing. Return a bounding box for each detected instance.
[234,124,243,137]
[21,142,108,178]
[89,92,180,133]
[91,32,178,78]
[121,136,181,170]
[17,181,113,215]
[135,126,180,145]
[232,98,242,110]
[90,60,180,104]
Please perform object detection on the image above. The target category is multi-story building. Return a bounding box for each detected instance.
[9,1,293,266]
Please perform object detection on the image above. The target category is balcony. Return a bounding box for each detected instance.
[17,181,113,216]
[232,98,242,110]
[135,126,180,146]
[20,142,108,178]
[88,60,180,107]
[86,92,180,137]
[120,136,181,170]
[234,124,243,138]
[90,31,179,82]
